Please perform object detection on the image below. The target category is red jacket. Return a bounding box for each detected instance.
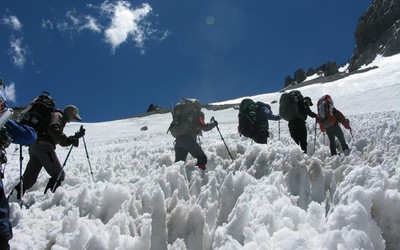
[317,108,351,132]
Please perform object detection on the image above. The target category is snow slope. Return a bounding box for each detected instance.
[3,54,400,250]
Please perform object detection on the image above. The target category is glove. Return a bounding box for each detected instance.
[68,136,79,147]
[210,117,218,127]
[75,127,86,138]
[213,119,218,126]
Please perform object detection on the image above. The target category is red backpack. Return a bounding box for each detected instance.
[317,95,336,128]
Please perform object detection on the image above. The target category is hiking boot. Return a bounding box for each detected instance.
[44,177,62,194]
[344,149,350,156]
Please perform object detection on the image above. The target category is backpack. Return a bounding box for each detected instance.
[279,90,303,121]
[238,99,258,137]
[317,95,336,128]
[17,91,56,133]
[169,99,201,138]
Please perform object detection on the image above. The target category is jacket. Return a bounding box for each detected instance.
[317,108,350,132]
[39,111,71,147]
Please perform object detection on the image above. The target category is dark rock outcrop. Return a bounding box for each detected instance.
[323,61,339,77]
[306,67,316,77]
[294,69,306,84]
[146,103,162,113]
[349,0,400,71]
[284,75,296,87]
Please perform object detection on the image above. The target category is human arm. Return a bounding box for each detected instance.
[4,119,37,145]
[47,112,73,147]
[259,105,281,121]
[335,109,351,129]
[197,114,216,132]
[305,105,317,119]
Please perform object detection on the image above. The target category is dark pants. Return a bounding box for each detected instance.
[326,124,349,155]
[252,131,269,144]
[174,134,207,166]
[0,179,11,250]
[288,118,307,153]
[22,140,65,191]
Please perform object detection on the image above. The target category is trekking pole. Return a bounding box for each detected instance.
[19,145,23,199]
[82,136,95,182]
[278,120,281,141]
[313,119,317,154]
[52,145,73,193]
[211,117,235,162]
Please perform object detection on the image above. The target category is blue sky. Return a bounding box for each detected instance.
[1,0,370,122]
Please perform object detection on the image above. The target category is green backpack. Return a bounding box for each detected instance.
[238,98,258,137]
[279,90,303,121]
[169,99,201,138]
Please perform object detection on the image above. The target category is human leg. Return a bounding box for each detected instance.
[253,131,268,144]
[174,138,189,163]
[176,135,207,169]
[335,126,349,152]
[298,122,308,153]
[326,130,337,156]
[0,180,11,250]
[22,145,43,191]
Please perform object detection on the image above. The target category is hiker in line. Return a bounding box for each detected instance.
[0,79,37,249]
[238,99,281,144]
[288,96,317,153]
[169,99,217,171]
[12,104,85,196]
[317,95,351,156]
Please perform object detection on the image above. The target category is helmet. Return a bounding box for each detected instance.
[63,105,82,122]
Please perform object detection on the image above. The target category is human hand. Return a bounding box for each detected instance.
[68,136,79,147]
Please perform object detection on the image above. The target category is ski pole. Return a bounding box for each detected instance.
[278,120,281,141]
[19,145,23,199]
[211,117,235,162]
[83,136,95,182]
[314,119,317,154]
[52,145,73,193]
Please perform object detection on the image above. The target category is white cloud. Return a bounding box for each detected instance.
[1,15,22,31]
[102,1,153,53]
[42,19,54,30]
[5,82,16,103]
[10,37,27,68]
[66,9,80,27]
[50,1,168,54]
[80,15,102,33]
[55,9,101,34]
[1,14,28,68]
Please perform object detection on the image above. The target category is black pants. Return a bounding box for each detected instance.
[174,134,207,166]
[252,131,269,144]
[288,118,307,153]
[326,124,349,155]
[22,141,65,191]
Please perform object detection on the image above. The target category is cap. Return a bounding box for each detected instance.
[63,105,82,121]
[304,97,313,106]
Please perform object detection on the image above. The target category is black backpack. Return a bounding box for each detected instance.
[279,90,303,121]
[17,91,56,133]
[169,99,201,138]
[238,99,258,138]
